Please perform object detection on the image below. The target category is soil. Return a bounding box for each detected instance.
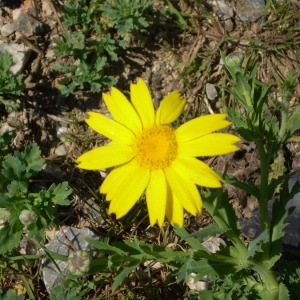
[1,0,300,298]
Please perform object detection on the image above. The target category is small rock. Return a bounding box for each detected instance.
[40,227,100,293]
[1,22,16,36]
[236,0,265,22]
[206,83,218,101]
[212,0,234,20]
[14,13,44,37]
[0,41,32,74]
[54,144,67,156]
[0,122,14,135]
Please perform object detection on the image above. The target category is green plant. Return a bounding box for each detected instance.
[0,143,72,254]
[0,289,25,300]
[72,54,300,299]
[54,0,153,96]
[0,51,25,112]
[100,0,152,41]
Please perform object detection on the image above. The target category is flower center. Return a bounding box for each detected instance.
[134,125,178,170]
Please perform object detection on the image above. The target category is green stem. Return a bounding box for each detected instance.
[255,139,270,232]
[250,261,279,300]
[255,138,273,264]
[278,110,287,140]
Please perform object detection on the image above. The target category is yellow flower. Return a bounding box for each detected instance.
[77,79,240,227]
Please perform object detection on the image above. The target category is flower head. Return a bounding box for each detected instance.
[68,250,91,276]
[19,209,36,226]
[77,79,240,227]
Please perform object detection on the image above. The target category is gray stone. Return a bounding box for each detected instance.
[0,41,32,74]
[206,83,218,101]
[14,13,44,37]
[40,227,100,293]
[236,0,265,22]
[240,169,300,249]
[1,23,16,36]
[212,1,234,20]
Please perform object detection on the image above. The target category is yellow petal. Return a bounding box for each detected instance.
[130,79,155,128]
[101,162,136,197]
[146,169,167,227]
[76,143,133,170]
[165,187,184,227]
[176,114,231,142]
[86,112,135,144]
[106,161,150,218]
[156,91,186,124]
[103,87,142,134]
[165,166,202,215]
[178,133,240,157]
[172,157,223,188]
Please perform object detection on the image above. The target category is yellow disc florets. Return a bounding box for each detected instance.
[134,125,178,170]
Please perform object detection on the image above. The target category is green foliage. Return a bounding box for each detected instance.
[86,236,183,291]
[54,0,152,96]
[0,143,72,254]
[198,273,263,300]
[278,259,300,298]
[50,285,82,300]
[100,0,152,41]
[0,51,25,112]
[0,289,25,300]
[0,131,15,162]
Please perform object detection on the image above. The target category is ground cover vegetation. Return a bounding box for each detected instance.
[0,0,300,299]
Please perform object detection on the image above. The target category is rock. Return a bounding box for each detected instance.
[236,0,265,22]
[1,23,16,36]
[0,41,32,74]
[212,1,234,20]
[0,122,14,135]
[206,83,218,101]
[54,144,67,156]
[40,227,100,293]
[14,13,44,37]
[240,169,300,249]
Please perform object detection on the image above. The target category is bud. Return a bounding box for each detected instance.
[225,52,244,69]
[68,250,91,276]
[19,210,36,226]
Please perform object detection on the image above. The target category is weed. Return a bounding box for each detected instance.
[0,52,25,112]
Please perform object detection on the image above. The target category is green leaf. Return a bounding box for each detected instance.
[223,173,260,198]
[0,225,22,254]
[0,289,26,300]
[2,154,26,180]
[244,229,269,260]
[2,143,44,182]
[21,143,45,175]
[174,225,211,252]
[286,105,300,135]
[189,223,229,241]
[278,283,290,300]
[202,189,241,238]
[111,260,140,292]
[85,238,127,255]
[50,182,72,205]
[266,179,300,268]
[50,285,82,300]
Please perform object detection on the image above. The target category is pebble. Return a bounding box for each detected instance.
[1,23,16,36]
[1,11,44,37]
[0,41,32,74]
[236,0,266,22]
[205,83,218,101]
[14,13,44,36]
